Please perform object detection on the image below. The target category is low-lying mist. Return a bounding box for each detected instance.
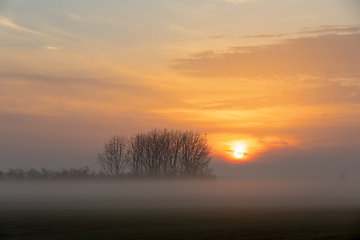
[1,179,359,210]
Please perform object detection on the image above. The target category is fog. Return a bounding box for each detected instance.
[1,179,359,211]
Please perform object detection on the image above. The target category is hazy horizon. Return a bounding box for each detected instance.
[1,179,359,211]
[1,0,359,180]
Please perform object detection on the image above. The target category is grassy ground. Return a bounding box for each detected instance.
[1,207,359,240]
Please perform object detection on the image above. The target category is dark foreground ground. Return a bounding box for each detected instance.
[1,207,359,240]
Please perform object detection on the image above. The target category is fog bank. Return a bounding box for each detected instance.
[1,179,359,210]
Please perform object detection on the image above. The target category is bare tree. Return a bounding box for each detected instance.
[97,135,129,176]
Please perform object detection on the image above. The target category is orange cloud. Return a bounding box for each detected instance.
[240,25,360,38]
[197,83,360,110]
[171,33,360,79]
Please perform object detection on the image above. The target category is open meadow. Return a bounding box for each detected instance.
[1,207,359,240]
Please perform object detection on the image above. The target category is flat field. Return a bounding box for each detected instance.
[1,180,359,239]
[1,207,359,240]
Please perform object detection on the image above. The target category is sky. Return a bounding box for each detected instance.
[0,0,359,179]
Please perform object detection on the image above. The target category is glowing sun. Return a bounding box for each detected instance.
[233,150,244,159]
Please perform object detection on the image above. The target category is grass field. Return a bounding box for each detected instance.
[1,207,359,240]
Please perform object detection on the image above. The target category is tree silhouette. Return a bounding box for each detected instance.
[0,129,214,181]
[97,135,129,176]
[127,129,212,177]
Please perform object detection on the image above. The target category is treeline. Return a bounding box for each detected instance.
[0,167,100,180]
[0,129,215,180]
[98,129,214,178]
[0,165,216,180]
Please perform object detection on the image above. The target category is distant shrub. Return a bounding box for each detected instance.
[0,167,98,180]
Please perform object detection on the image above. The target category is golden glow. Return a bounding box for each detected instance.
[1,0,356,171]
[207,135,255,162]
[207,133,298,163]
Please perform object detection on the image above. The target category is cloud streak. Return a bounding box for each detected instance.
[0,70,178,118]
[219,0,254,4]
[171,33,360,79]
[241,25,360,38]
[68,13,118,24]
[0,16,43,35]
[192,25,360,42]
[200,84,360,110]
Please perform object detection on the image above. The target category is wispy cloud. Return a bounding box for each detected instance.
[44,46,60,51]
[68,14,81,21]
[0,16,43,35]
[241,25,360,38]
[219,0,254,3]
[298,25,360,35]
[171,33,360,79]
[165,22,202,35]
[194,25,360,42]
[67,13,118,24]
[200,84,360,110]
[194,35,227,41]
[0,71,175,118]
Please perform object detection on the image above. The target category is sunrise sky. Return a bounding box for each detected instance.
[0,0,359,178]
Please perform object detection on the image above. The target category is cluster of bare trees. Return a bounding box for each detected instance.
[0,129,214,181]
[97,129,213,178]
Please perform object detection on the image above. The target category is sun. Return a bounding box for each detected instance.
[223,140,248,161]
[231,143,247,159]
[233,150,244,159]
